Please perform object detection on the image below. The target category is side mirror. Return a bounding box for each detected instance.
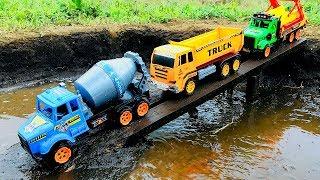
[59,82,66,88]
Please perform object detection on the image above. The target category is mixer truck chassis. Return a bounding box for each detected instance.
[89,89,150,128]
[18,52,151,166]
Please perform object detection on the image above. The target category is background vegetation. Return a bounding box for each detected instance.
[0,0,319,31]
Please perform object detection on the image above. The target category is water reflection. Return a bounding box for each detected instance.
[0,82,74,117]
[129,88,320,179]
[0,82,320,179]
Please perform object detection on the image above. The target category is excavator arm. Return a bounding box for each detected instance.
[268,0,304,18]
[267,0,306,30]
[269,0,280,8]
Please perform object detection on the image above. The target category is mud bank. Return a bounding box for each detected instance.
[1,25,320,178]
[0,24,210,88]
[260,39,320,88]
[0,21,320,88]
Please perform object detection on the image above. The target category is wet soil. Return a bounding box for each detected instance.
[1,19,320,88]
[0,20,320,179]
[0,20,214,88]
[260,39,320,88]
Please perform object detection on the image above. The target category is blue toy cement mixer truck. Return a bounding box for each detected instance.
[18,52,150,165]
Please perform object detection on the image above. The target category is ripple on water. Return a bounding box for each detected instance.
[129,87,320,179]
[1,82,320,179]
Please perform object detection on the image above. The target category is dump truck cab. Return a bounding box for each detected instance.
[150,44,195,93]
[151,27,244,95]
[18,84,92,163]
[244,13,280,57]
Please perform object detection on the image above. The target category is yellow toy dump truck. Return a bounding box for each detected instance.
[150,27,244,95]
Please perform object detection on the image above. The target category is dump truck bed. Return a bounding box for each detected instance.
[267,0,307,35]
[175,27,242,51]
[170,27,244,67]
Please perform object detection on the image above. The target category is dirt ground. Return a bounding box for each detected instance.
[0,19,319,88]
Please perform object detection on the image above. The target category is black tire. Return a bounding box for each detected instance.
[117,107,133,126]
[231,57,241,73]
[288,32,295,43]
[262,46,271,58]
[184,79,196,96]
[134,97,150,118]
[45,142,73,167]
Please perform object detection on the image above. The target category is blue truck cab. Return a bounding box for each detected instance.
[18,83,93,164]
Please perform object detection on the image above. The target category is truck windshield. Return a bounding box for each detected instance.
[37,99,53,120]
[152,54,175,68]
[252,18,270,29]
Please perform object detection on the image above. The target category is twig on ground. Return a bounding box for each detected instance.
[213,121,234,134]
[283,81,304,89]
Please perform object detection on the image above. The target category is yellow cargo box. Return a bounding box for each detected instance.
[267,0,307,40]
[150,26,244,95]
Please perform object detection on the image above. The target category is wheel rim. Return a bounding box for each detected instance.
[54,147,72,164]
[295,30,301,40]
[264,47,271,58]
[186,80,196,94]
[232,59,240,71]
[222,63,230,77]
[120,110,133,126]
[137,102,149,117]
[289,33,295,43]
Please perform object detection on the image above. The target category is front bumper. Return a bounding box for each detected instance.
[242,48,251,53]
[18,134,31,154]
[18,134,44,161]
[153,81,180,93]
[242,47,263,54]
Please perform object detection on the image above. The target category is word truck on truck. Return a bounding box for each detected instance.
[150,27,244,96]
[244,0,307,58]
[18,52,150,165]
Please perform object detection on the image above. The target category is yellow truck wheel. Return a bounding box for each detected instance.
[220,62,230,78]
[184,79,196,96]
[54,146,72,164]
[232,59,241,73]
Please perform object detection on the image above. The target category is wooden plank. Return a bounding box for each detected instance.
[122,39,306,143]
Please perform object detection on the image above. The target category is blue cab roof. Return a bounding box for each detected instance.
[37,86,77,107]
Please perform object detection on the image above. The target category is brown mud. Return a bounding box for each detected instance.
[260,39,320,89]
[1,20,320,88]
[0,20,320,179]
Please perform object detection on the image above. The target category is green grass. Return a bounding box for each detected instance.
[0,0,319,31]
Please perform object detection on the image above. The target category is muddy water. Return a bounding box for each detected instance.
[1,83,320,179]
[0,82,74,117]
[128,88,320,179]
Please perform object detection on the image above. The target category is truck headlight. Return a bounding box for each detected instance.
[29,134,46,144]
